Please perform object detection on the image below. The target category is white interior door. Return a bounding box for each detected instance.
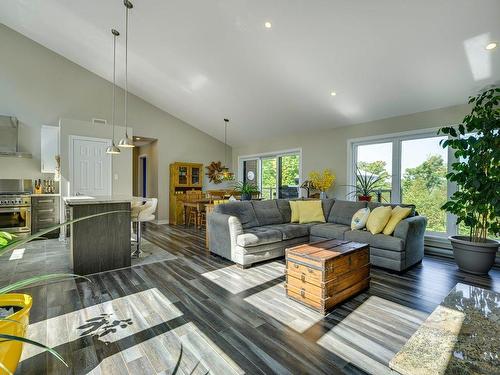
[70,136,112,196]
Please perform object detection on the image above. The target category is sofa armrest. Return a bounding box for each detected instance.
[394,216,428,268]
[394,216,427,241]
[207,212,243,260]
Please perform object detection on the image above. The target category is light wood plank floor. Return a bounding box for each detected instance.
[8,224,500,374]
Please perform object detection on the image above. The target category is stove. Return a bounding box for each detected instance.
[0,194,31,207]
[0,180,32,235]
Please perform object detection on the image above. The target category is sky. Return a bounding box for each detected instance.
[357,136,448,174]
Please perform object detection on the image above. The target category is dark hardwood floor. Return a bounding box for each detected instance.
[13,224,500,375]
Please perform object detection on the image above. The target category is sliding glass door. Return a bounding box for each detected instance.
[240,150,301,199]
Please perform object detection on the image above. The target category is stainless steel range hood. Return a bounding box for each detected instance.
[0,115,32,158]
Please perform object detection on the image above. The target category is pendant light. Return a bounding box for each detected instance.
[106,29,121,155]
[221,118,234,180]
[118,0,135,148]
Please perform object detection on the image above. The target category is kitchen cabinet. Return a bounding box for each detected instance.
[41,125,59,173]
[31,195,60,238]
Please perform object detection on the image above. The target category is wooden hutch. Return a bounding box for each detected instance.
[169,162,204,225]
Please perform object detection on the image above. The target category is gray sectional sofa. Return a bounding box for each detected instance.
[207,199,427,272]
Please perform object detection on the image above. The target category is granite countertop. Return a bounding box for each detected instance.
[389,282,500,374]
[64,195,150,205]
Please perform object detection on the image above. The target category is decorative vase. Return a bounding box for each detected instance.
[0,294,32,374]
[449,236,499,275]
[319,191,327,199]
[358,195,372,202]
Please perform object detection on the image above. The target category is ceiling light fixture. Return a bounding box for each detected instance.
[264,21,272,29]
[485,42,497,50]
[118,0,135,148]
[330,91,337,96]
[106,29,121,155]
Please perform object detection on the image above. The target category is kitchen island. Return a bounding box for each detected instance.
[64,196,132,275]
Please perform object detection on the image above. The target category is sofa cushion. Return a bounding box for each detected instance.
[309,223,351,239]
[262,224,310,240]
[321,198,335,219]
[276,199,292,222]
[328,200,367,225]
[298,200,326,224]
[213,201,259,229]
[383,206,413,235]
[252,200,284,226]
[366,206,392,235]
[236,227,283,247]
[344,230,404,251]
[367,202,416,217]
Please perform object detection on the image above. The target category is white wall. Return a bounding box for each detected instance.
[0,24,231,220]
[233,104,470,198]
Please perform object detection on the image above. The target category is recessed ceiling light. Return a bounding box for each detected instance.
[264,21,272,29]
[135,137,141,140]
[330,91,337,96]
[485,42,497,50]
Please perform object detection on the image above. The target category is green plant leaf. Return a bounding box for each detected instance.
[0,334,68,367]
[0,274,90,294]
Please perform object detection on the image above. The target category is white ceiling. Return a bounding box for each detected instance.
[1,0,499,146]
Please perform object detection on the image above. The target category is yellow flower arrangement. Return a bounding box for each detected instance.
[308,169,336,192]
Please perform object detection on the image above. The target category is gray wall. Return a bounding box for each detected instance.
[233,104,470,198]
[0,24,231,220]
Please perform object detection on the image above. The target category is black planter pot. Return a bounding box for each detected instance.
[449,235,499,275]
[240,193,252,201]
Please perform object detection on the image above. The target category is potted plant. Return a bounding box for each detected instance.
[233,181,259,201]
[345,166,385,201]
[438,87,499,275]
[308,169,336,199]
[0,210,126,373]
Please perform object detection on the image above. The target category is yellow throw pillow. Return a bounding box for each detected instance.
[289,201,300,223]
[298,200,326,224]
[383,206,412,235]
[366,206,392,235]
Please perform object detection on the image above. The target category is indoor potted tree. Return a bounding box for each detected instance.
[438,87,499,275]
[345,166,385,201]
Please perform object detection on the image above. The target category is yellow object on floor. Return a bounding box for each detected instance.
[0,293,32,374]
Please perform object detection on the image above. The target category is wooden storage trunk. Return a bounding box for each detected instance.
[285,239,370,315]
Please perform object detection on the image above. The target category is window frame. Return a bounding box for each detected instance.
[347,127,457,237]
[238,148,303,198]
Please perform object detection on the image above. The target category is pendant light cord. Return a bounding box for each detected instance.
[224,120,228,166]
[112,32,117,142]
[124,3,129,135]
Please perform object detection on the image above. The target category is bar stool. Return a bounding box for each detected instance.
[131,198,158,258]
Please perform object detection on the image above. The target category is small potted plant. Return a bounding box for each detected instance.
[345,166,385,201]
[438,87,499,275]
[233,181,259,201]
[308,169,336,199]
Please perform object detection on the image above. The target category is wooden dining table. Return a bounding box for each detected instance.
[182,199,211,229]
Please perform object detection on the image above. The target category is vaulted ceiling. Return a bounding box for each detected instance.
[1,0,499,145]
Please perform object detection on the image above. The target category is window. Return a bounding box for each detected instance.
[240,150,301,199]
[349,130,455,236]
